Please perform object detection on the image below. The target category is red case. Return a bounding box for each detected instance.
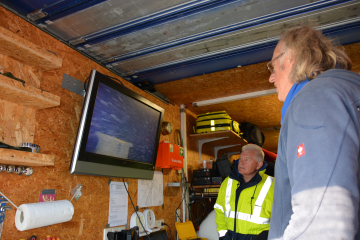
[156,141,184,170]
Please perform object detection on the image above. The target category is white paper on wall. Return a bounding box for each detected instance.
[138,171,163,207]
[108,181,128,227]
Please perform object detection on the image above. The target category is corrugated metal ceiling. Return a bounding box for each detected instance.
[0,0,359,152]
[1,0,359,87]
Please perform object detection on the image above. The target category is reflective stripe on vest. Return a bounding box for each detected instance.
[214,203,224,213]
[218,230,228,237]
[228,210,270,225]
[224,176,273,224]
[225,178,233,218]
[253,176,273,217]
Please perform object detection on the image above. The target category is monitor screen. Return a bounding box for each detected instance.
[70,70,164,179]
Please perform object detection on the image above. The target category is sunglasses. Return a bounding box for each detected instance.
[267,52,285,74]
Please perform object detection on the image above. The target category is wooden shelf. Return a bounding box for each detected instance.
[190,130,246,148]
[0,148,55,166]
[192,185,221,188]
[190,130,247,160]
[0,74,60,109]
[194,192,218,196]
[0,26,62,71]
[0,26,61,168]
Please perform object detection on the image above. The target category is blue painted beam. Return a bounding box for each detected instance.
[0,0,59,16]
[34,0,109,21]
[126,22,360,85]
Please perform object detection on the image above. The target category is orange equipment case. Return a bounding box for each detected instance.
[156,141,184,170]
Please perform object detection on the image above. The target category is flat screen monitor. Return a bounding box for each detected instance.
[70,69,164,179]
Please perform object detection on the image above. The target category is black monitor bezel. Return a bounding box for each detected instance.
[70,70,164,178]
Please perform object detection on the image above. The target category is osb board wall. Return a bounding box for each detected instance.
[0,7,182,240]
[186,94,283,153]
[0,99,36,146]
[155,63,274,105]
[0,52,43,146]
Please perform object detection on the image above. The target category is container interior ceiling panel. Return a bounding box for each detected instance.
[1,0,360,153]
[109,1,360,77]
[1,0,359,85]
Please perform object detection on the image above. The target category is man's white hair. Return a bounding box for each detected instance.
[242,144,264,162]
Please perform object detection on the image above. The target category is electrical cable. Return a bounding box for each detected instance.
[175,129,182,147]
[175,172,192,223]
[250,185,258,215]
[84,76,89,92]
[0,190,18,209]
[162,223,173,240]
[122,178,152,240]
[104,74,124,86]
[184,103,192,108]
[182,174,193,213]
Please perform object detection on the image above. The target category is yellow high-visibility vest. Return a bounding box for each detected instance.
[214,170,274,236]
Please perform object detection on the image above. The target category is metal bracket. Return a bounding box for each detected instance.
[27,9,48,21]
[198,137,227,161]
[214,144,241,160]
[62,73,86,96]
[69,37,86,46]
[227,151,241,159]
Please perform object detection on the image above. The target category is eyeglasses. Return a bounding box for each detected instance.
[267,52,285,74]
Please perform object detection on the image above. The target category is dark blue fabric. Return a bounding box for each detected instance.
[280,79,309,125]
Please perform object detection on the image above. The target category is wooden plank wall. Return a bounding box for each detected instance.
[0,7,182,240]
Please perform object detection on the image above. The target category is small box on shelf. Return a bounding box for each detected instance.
[198,159,213,169]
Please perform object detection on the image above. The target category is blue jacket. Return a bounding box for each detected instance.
[268,69,360,239]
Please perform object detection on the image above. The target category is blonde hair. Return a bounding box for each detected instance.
[279,26,352,83]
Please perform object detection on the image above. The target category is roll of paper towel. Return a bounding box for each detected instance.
[15,200,74,231]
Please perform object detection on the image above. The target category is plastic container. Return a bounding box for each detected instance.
[198,159,213,169]
[156,141,184,170]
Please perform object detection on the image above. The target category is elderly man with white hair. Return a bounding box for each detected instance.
[214,144,274,240]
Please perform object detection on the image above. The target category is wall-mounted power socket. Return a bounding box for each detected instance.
[103,226,126,240]
[155,219,165,229]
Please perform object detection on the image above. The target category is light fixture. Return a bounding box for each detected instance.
[192,89,277,107]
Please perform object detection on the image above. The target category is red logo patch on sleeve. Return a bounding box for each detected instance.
[297,143,305,158]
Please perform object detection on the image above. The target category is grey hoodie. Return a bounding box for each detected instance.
[268,69,360,240]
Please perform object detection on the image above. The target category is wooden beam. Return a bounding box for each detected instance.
[0,26,62,71]
[0,148,55,166]
[0,74,60,109]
